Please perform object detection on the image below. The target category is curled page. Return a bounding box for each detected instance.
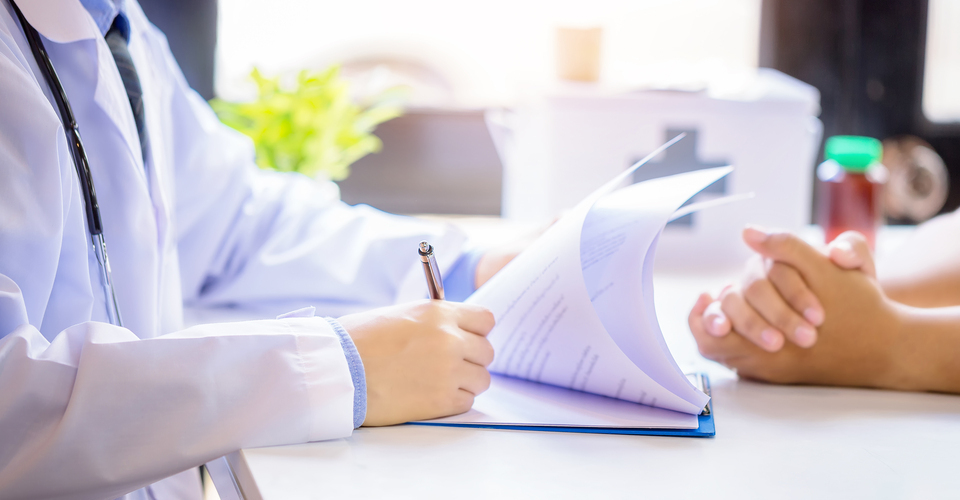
[468,161,730,415]
[581,167,732,410]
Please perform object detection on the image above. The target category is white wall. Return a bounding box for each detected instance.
[215,0,762,106]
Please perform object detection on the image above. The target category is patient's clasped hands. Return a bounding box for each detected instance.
[689,226,930,391]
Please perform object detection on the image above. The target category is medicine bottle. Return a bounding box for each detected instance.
[816,136,887,249]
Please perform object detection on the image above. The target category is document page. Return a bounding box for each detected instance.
[467,163,728,415]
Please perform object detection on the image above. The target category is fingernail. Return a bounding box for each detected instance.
[794,325,818,348]
[835,240,854,255]
[803,307,824,326]
[830,241,857,265]
[760,328,784,351]
[708,316,726,336]
[743,225,772,245]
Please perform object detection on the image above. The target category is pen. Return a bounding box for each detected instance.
[418,240,445,300]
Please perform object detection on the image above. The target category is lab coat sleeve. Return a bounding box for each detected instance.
[0,276,356,500]
[157,35,465,315]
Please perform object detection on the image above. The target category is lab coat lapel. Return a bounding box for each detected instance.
[91,33,149,187]
[126,3,168,233]
[126,3,175,306]
[87,31,163,336]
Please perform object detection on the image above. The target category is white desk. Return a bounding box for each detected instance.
[207,268,960,500]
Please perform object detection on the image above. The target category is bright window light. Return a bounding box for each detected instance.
[215,0,761,106]
[923,0,960,123]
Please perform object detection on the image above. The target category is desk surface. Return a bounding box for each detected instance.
[214,229,960,500]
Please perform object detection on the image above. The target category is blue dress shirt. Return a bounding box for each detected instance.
[78,0,126,36]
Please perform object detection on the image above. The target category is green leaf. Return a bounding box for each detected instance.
[210,64,403,180]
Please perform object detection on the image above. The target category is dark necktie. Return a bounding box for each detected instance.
[105,17,149,162]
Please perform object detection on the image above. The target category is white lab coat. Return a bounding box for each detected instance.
[0,0,465,499]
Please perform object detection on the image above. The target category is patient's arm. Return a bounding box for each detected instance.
[878,210,960,308]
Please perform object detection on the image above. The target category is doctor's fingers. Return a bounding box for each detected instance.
[459,329,495,367]
[742,270,819,348]
[451,389,477,415]
[454,303,496,336]
[456,361,492,396]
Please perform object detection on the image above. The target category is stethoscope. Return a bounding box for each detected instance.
[11,0,124,326]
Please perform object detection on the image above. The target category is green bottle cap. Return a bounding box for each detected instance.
[824,135,882,172]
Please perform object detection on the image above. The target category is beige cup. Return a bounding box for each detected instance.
[556,26,602,82]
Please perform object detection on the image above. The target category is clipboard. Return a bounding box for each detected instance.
[410,373,715,438]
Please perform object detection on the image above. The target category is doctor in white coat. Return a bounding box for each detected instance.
[0,0,503,498]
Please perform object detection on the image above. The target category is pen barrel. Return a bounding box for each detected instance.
[421,258,444,300]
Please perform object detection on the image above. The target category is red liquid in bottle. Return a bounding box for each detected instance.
[816,162,882,250]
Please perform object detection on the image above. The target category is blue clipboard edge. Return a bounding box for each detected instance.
[409,373,716,438]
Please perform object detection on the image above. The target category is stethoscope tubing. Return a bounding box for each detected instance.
[10,0,123,327]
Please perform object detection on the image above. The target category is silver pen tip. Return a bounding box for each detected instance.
[419,241,431,254]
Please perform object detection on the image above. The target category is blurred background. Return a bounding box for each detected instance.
[140,0,960,265]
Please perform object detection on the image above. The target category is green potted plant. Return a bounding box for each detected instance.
[210,65,403,181]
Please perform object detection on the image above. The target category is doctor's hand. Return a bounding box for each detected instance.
[338,300,495,426]
[697,228,875,352]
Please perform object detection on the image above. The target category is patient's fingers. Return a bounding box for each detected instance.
[690,293,722,358]
[742,273,818,348]
[766,262,825,327]
[742,226,828,281]
[827,231,876,277]
[703,300,731,337]
[720,287,785,352]
[690,293,759,367]
[688,293,713,338]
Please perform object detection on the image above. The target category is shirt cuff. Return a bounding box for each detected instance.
[325,318,367,429]
[442,248,484,302]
